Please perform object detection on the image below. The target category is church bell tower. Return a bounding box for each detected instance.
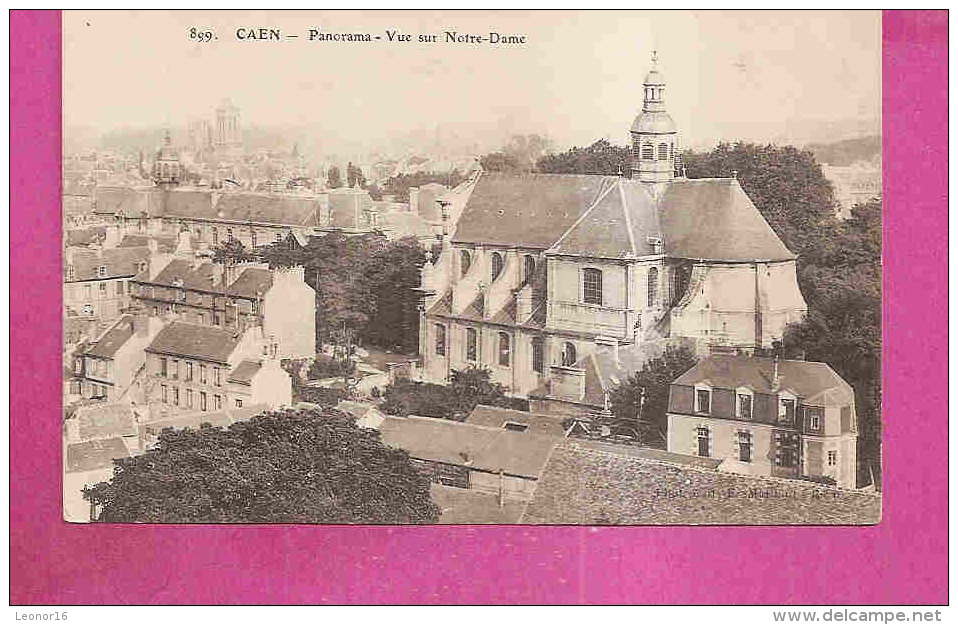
[630,51,678,186]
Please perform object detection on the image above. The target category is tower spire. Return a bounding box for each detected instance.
[629,50,678,188]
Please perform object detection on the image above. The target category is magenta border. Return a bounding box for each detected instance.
[10,10,947,604]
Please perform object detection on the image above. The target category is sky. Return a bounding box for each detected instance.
[63,10,881,154]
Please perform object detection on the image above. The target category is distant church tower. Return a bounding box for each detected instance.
[153,130,180,188]
[215,99,242,149]
[630,51,678,186]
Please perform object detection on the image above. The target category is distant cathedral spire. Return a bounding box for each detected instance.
[630,50,678,186]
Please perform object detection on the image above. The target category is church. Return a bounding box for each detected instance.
[418,52,808,408]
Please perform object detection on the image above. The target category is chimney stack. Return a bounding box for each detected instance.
[408,187,420,215]
[771,356,780,392]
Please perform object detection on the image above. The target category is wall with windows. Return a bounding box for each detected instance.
[148,353,232,413]
[667,413,775,475]
[64,277,132,321]
[548,259,630,337]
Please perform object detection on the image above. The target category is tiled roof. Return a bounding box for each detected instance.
[378,209,437,240]
[117,233,177,253]
[414,183,448,222]
[66,437,130,473]
[139,403,271,444]
[671,355,852,402]
[227,360,262,385]
[146,322,244,363]
[71,403,138,442]
[520,441,880,524]
[227,267,272,299]
[452,173,616,248]
[65,245,150,282]
[465,405,568,437]
[65,226,106,247]
[377,415,560,478]
[84,315,135,359]
[148,258,219,291]
[328,189,375,230]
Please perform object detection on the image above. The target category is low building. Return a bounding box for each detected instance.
[464,404,569,437]
[666,355,858,489]
[335,401,387,430]
[144,321,292,413]
[71,313,163,402]
[520,439,880,524]
[377,415,562,500]
[131,238,316,359]
[63,244,150,320]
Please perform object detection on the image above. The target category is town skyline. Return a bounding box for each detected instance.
[64,10,881,155]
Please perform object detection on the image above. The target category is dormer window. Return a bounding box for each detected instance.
[806,406,823,432]
[736,387,753,420]
[66,265,75,281]
[778,393,797,425]
[97,265,106,278]
[642,143,654,160]
[694,383,712,415]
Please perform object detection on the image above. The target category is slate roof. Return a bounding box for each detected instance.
[145,322,244,363]
[520,441,880,525]
[377,416,561,478]
[451,173,795,262]
[138,403,271,446]
[226,267,272,298]
[465,405,568,437]
[671,355,853,403]
[658,178,795,261]
[71,403,138,442]
[207,193,321,227]
[327,188,376,230]
[66,437,130,473]
[84,315,135,359]
[452,173,617,248]
[65,246,151,282]
[227,360,262,385]
[147,258,219,291]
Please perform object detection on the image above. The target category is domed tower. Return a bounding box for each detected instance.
[630,51,678,186]
[153,130,180,188]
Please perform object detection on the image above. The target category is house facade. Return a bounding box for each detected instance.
[666,355,858,489]
[130,234,316,359]
[72,313,163,402]
[418,52,807,401]
[63,243,150,320]
[144,321,292,413]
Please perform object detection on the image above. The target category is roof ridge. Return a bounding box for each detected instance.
[550,179,619,250]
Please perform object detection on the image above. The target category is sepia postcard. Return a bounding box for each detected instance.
[61,10,883,526]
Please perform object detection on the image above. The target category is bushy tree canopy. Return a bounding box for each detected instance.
[535,139,631,175]
[83,409,440,524]
[609,345,698,447]
[382,366,527,420]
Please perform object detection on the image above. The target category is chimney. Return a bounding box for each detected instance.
[65,246,76,266]
[174,230,193,259]
[408,187,419,215]
[771,356,780,392]
[103,225,120,249]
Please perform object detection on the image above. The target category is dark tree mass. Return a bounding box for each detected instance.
[83,409,440,524]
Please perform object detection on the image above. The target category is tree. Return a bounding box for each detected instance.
[681,142,841,264]
[609,345,698,448]
[783,197,882,487]
[211,239,256,266]
[535,139,631,175]
[448,366,526,414]
[380,366,528,421]
[83,409,440,524]
[363,236,427,353]
[479,152,522,174]
[502,133,553,172]
[327,165,343,189]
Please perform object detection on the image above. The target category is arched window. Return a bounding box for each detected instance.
[434,324,446,356]
[648,267,659,307]
[583,268,602,305]
[491,252,504,282]
[465,328,477,362]
[460,250,471,278]
[212,228,219,246]
[561,342,577,367]
[498,332,511,367]
[531,337,544,373]
[642,143,654,160]
[523,255,536,284]
[658,143,669,161]
[250,230,257,248]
